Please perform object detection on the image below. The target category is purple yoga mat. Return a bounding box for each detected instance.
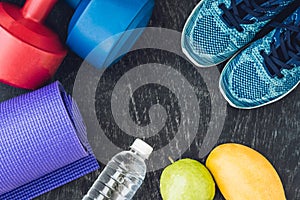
[0,81,99,199]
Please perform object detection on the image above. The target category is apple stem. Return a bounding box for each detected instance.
[168,157,175,164]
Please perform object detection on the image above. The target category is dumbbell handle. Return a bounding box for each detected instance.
[22,0,58,23]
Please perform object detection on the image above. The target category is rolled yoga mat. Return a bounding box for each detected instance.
[0,81,99,199]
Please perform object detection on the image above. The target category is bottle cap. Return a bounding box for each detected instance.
[130,139,153,160]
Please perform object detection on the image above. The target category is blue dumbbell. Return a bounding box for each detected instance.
[65,0,154,68]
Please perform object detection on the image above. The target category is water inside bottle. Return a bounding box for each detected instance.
[83,150,146,200]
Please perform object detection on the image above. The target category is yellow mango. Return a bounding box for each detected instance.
[206,143,286,200]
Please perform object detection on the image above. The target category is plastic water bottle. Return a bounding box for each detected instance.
[83,139,153,200]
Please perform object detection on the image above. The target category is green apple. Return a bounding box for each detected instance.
[160,158,215,200]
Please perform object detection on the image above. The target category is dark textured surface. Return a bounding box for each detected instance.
[0,0,299,200]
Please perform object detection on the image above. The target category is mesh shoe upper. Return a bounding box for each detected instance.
[220,8,300,108]
[182,0,294,67]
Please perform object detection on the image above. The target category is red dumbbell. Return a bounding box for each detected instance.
[0,0,67,89]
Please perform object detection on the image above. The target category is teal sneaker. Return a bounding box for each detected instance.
[182,0,294,67]
[219,7,300,109]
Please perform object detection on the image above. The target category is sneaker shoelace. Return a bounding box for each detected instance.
[260,21,300,78]
[219,0,281,32]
